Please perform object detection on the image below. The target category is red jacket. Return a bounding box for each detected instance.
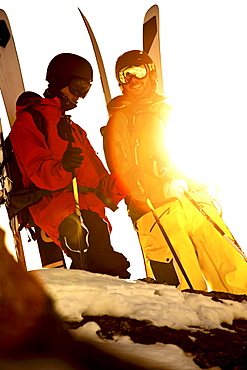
[10,95,126,246]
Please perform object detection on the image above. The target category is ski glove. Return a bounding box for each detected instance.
[62,146,84,172]
[163,179,188,200]
[203,184,222,215]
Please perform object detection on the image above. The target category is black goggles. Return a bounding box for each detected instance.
[118,64,148,84]
[69,78,91,98]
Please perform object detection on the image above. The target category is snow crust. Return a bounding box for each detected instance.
[30,269,247,370]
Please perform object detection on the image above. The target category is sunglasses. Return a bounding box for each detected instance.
[118,64,148,84]
[69,78,91,98]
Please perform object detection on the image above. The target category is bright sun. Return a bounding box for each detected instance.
[163,90,247,253]
[165,103,222,185]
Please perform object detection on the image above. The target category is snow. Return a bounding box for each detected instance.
[31,268,247,369]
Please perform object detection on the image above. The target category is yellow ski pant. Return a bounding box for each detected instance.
[136,192,247,294]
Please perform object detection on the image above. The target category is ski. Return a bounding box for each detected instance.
[78,6,163,105]
[79,6,166,278]
[0,118,27,266]
[0,10,65,270]
[78,8,111,106]
[143,5,164,96]
[0,10,27,267]
[0,9,25,126]
[143,6,246,265]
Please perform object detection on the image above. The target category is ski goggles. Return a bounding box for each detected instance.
[118,64,148,84]
[69,78,92,98]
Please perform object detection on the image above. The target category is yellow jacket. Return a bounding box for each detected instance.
[104,94,174,221]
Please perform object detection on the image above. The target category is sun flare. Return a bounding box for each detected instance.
[165,103,223,186]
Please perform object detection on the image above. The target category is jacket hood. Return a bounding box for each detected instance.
[16,91,61,115]
[107,93,168,116]
[16,91,43,108]
[107,95,132,116]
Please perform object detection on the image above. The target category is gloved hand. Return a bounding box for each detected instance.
[203,184,218,201]
[62,146,84,172]
[163,179,188,200]
[204,184,222,215]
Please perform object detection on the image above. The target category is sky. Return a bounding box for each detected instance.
[1,0,247,278]
[29,268,247,369]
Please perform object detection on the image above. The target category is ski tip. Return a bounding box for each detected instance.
[78,8,87,22]
[144,4,159,22]
[146,4,159,13]
[150,4,159,10]
[78,8,84,18]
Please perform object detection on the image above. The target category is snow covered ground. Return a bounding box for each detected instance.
[31,268,247,370]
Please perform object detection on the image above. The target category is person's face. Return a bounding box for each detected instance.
[122,74,150,98]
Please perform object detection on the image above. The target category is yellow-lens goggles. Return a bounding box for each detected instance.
[118,64,148,84]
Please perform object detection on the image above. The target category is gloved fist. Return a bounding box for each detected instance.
[62,146,84,172]
[203,184,218,201]
[204,184,222,215]
[163,179,188,200]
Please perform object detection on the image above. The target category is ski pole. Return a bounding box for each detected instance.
[184,191,247,262]
[58,116,87,269]
[133,140,193,289]
[146,195,193,289]
[71,167,81,218]
[70,165,87,270]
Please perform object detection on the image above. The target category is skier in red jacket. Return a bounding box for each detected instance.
[10,53,130,278]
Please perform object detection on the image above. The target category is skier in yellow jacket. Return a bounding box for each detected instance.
[103,50,247,294]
